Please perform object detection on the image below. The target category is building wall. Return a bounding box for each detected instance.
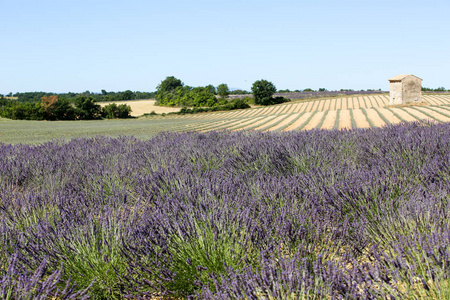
[389,82,403,105]
[389,75,422,105]
[402,76,422,104]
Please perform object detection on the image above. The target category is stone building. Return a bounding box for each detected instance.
[388,74,423,105]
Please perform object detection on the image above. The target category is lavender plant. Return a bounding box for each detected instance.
[0,121,449,298]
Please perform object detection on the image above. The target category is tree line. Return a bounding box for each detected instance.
[4,90,156,103]
[0,95,131,120]
[155,76,289,107]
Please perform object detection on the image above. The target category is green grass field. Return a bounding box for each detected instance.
[3,94,450,145]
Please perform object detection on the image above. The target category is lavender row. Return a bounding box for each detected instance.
[0,121,449,298]
[229,90,387,100]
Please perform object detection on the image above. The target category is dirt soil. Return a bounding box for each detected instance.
[99,99,180,117]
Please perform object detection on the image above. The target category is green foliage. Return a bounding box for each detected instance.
[156,76,184,93]
[102,103,132,119]
[251,79,277,105]
[55,217,128,299]
[217,83,230,99]
[176,98,250,115]
[74,96,102,120]
[0,102,43,120]
[164,220,259,296]
[155,78,218,107]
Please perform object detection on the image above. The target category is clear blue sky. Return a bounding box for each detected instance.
[1,0,449,94]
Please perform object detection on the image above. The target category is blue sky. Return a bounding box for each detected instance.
[1,0,449,94]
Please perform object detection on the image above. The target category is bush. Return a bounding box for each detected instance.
[102,103,132,119]
[251,79,277,105]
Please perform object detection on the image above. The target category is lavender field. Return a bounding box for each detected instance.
[1,122,450,299]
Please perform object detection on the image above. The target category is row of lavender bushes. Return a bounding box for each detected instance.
[229,90,387,101]
[1,121,449,299]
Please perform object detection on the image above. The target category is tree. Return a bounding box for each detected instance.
[157,76,184,93]
[121,90,134,100]
[74,96,102,120]
[217,83,230,99]
[251,79,276,105]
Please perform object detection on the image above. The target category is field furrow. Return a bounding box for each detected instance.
[388,108,419,122]
[240,115,278,130]
[254,114,289,131]
[352,109,371,128]
[338,109,352,129]
[284,111,314,131]
[320,109,337,130]
[400,107,435,122]
[302,111,325,130]
[364,108,387,127]
[268,113,300,131]
[412,107,450,122]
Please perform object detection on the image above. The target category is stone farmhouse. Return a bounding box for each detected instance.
[388,74,423,105]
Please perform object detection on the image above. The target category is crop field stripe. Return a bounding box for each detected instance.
[288,102,302,113]
[320,109,338,130]
[317,99,326,111]
[239,107,262,118]
[372,107,392,125]
[377,95,389,106]
[364,107,388,128]
[433,95,448,105]
[302,111,325,130]
[352,109,372,128]
[373,95,384,107]
[269,113,300,131]
[341,98,347,110]
[360,108,376,128]
[255,114,292,131]
[323,99,331,111]
[429,95,446,105]
[192,118,238,131]
[226,117,266,131]
[286,103,297,114]
[409,106,450,123]
[423,95,442,106]
[278,103,291,114]
[246,107,271,117]
[239,115,278,131]
[315,110,330,129]
[384,107,409,122]
[304,101,314,112]
[353,97,360,109]
[367,96,376,108]
[336,98,344,110]
[327,98,336,110]
[333,109,341,130]
[436,95,450,104]
[294,110,319,131]
[278,112,307,131]
[284,111,313,131]
[362,96,370,109]
[345,98,351,109]
[260,113,295,131]
[273,104,288,115]
[310,100,320,112]
[338,109,352,130]
[349,109,357,129]
[395,107,429,122]
[198,118,245,132]
[422,106,450,119]
[268,105,283,116]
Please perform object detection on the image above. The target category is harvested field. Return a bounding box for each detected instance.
[338,109,352,130]
[320,109,337,130]
[4,94,450,144]
[352,109,371,129]
[364,108,387,127]
[99,99,180,116]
